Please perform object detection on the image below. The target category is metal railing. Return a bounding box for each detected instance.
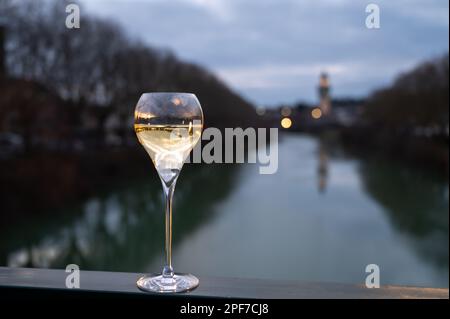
[0,267,448,299]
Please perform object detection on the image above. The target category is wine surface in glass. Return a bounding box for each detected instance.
[135,123,202,182]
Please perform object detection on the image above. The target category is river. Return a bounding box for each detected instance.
[0,133,448,288]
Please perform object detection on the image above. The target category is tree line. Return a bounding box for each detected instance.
[364,54,449,137]
[0,0,257,136]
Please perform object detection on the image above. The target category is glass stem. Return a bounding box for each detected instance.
[162,178,177,279]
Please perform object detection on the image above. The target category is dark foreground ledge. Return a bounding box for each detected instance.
[0,267,448,299]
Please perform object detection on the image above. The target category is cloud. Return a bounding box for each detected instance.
[181,0,232,21]
[214,58,420,104]
[383,0,449,27]
[216,63,348,89]
[82,0,449,105]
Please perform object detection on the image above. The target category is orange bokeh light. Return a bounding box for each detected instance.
[281,117,292,129]
[311,108,322,119]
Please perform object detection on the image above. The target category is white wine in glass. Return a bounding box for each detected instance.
[134,93,203,293]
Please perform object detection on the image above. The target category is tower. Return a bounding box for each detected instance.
[318,72,331,116]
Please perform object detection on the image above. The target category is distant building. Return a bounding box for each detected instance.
[318,72,331,116]
[332,99,365,127]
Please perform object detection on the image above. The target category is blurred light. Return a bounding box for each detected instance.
[256,107,266,116]
[172,97,182,106]
[311,108,322,119]
[281,107,292,117]
[281,117,292,129]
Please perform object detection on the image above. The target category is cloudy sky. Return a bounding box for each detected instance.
[81,0,449,106]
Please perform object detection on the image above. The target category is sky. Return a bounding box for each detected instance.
[81,0,449,107]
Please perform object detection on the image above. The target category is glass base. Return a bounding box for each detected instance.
[137,273,199,293]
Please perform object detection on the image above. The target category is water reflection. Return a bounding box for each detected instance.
[359,160,449,270]
[317,143,329,193]
[2,164,240,272]
[317,133,448,276]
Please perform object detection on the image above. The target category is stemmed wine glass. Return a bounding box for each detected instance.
[134,93,203,293]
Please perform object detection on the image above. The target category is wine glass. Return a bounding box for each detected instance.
[134,92,203,293]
